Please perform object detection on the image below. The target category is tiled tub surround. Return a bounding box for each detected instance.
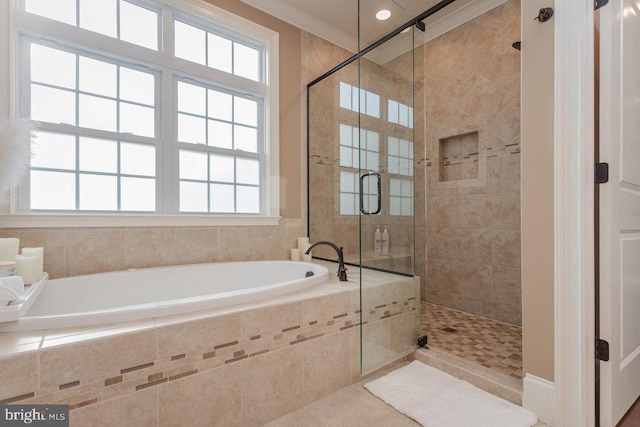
[0,262,419,427]
[0,218,306,280]
[424,0,522,325]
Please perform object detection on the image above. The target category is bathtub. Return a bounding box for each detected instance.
[0,261,329,332]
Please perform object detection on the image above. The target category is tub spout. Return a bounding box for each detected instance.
[304,241,348,282]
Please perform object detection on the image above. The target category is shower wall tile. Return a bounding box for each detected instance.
[125,228,177,269]
[65,228,126,276]
[217,227,255,262]
[302,332,350,404]
[72,388,158,427]
[254,226,286,261]
[424,0,522,325]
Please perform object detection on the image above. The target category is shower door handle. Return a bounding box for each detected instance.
[360,171,381,215]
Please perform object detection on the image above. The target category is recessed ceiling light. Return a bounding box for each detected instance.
[401,27,411,34]
[376,9,391,21]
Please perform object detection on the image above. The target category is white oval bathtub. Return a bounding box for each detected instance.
[0,261,329,332]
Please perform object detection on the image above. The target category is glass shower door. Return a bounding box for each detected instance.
[358,25,419,373]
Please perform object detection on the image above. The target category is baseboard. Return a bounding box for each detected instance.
[523,374,556,426]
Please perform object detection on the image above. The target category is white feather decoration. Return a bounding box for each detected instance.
[0,118,36,203]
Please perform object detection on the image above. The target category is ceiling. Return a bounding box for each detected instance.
[238,0,509,62]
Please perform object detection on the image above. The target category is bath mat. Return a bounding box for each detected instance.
[364,361,538,427]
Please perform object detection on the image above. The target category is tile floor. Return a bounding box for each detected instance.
[421,302,523,380]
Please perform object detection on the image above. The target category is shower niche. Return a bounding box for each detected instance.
[439,130,479,182]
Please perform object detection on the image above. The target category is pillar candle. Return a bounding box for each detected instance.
[21,247,44,281]
[297,237,309,250]
[290,248,300,261]
[15,255,38,285]
[0,238,19,262]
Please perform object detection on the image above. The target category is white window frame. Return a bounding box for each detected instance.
[0,0,280,227]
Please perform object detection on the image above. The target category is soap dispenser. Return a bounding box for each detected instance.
[381,226,390,255]
[374,226,382,255]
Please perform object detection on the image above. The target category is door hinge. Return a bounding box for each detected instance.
[595,0,609,10]
[595,162,609,184]
[596,338,610,361]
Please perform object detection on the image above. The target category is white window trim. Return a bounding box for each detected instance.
[0,0,280,227]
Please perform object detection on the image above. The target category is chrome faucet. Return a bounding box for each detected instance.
[304,241,348,282]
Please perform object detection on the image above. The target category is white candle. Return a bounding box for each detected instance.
[21,247,44,281]
[297,237,309,250]
[302,243,312,261]
[15,255,38,285]
[0,238,19,262]
[290,248,300,261]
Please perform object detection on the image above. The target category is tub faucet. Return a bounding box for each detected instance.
[304,241,348,282]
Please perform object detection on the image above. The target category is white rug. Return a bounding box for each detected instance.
[364,361,538,427]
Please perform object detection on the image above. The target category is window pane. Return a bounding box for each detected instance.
[174,21,205,65]
[340,124,352,146]
[120,67,154,105]
[79,56,117,98]
[179,150,207,180]
[79,94,117,131]
[120,1,158,50]
[388,137,399,155]
[236,185,259,213]
[388,100,398,123]
[234,43,259,81]
[79,0,117,38]
[31,44,76,89]
[210,154,234,183]
[388,156,399,174]
[121,143,155,176]
[399,104,409,127]
[339,147,352,167]
[178,114,206,145]
[236,158,259,185]
[366,92,380,118]
[121,177,155,211]
[390,178,401,196]
[208,120,232,149]
[402,180,413,197]
[79,137,117,173]
[178,81,205,116]
[390,196,401,216]
[31,132,76,170]
[339,83,351,109]
[79,174,117,210]
[367,131,379,152]
[120,102,155,137]
[180,181,207,212]
[26,0,76,26]
[210,183,234,213]
[30,170,76,210]
[234,97,257,127]
[367,152,379,171]
[402,198,413,215]
[208,90,232,121]
[340,171,355,193]
[340,193,355,215]
[234,125,257,152]
[31,85,76,125]
[399,158,409,175]
[208,33,232,73]
[399,139,409,158]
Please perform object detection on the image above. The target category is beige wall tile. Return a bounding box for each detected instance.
[40,331,157,388]
[305,387,391,427]
[0,352,38,401]
[492,153,521,194]
[159,364,241,427]
[70,388,157,427]
[125,228,176,269]
[390,311,418,355]
[303,293,349,325]
[491,192,521,230]
[492,302,522,325]
[254,226,286,260]
[241,345,304,427]
[263,408,324,427]
[492,229,521,268]
[361,321,391,374]
[175,227,218,264]
[65,228,125,277]
[493,266,522,307]
[303,332,350,404]
[157,313,241,359]
[427,228,492,266]
[240,302,304,338]
[217,227,255,262]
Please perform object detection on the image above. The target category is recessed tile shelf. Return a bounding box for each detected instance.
[439,131,479,182]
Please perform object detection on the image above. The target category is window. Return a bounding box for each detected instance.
[339,124,379,215]
[339,82,380,118]
[388,99,413,129]
[9,0,279,223]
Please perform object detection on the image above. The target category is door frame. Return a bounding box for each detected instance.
[553,0,596,425]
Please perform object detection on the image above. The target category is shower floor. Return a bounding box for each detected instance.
[420,303,523,381]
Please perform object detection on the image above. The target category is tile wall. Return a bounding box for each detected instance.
[424,0,522,325]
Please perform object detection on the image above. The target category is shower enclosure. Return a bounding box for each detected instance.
[307,1,449,374]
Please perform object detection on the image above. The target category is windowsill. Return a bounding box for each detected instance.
[0,213,282,228]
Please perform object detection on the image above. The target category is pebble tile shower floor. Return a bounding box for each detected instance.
[421,302,523,380]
